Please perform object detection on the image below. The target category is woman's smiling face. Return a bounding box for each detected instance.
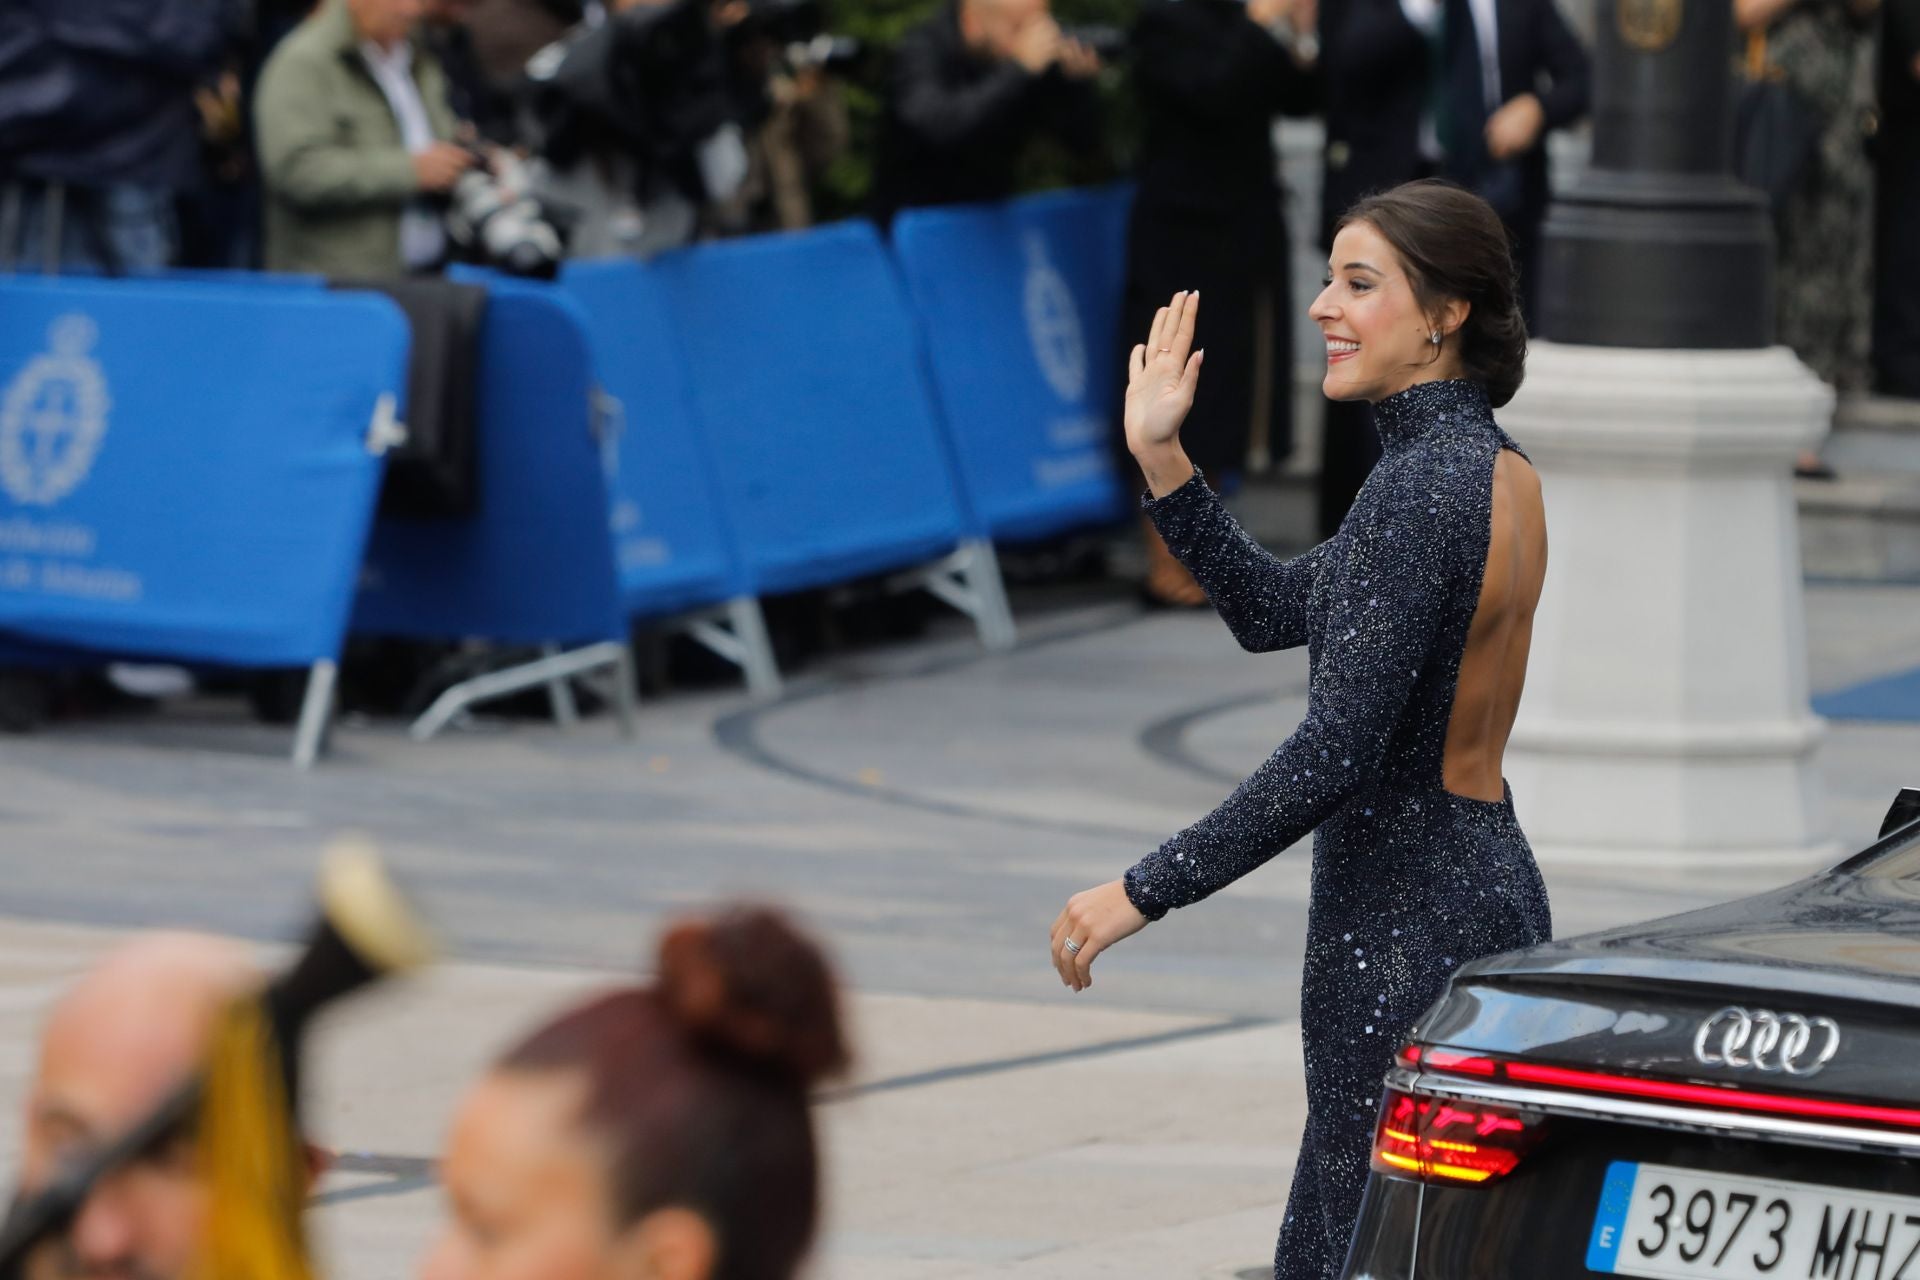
[1310,220,1464,404]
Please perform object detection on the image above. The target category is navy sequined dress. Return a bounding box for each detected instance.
[1122,379,1552,1280]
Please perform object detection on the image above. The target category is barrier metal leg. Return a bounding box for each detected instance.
[681,596,784,700]
[291,659,338,770]
[886,538,1017,653]
[410,641,628,742]
[611,642,639,738]
[540,642,581,729]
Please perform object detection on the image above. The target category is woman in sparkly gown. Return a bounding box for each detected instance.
[1050,180,1553,1280]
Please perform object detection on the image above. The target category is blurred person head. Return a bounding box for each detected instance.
[959,0,1051,60]
[348,0,430,48]
[1312,179,1528,408]
[18,934,258,1280]
[420,907,850,1280]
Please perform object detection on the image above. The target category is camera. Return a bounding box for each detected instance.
[1062,23,1127,60]
[524,0,734,183]
[445,148,566,278]
[784,33,864,74]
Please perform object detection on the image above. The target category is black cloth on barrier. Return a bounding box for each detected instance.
[332,277,488,519]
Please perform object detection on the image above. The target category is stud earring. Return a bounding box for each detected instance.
[1429,331,1442,346]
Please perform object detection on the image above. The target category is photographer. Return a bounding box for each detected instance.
[254,0,473,275]
[519,0,751,257]
[710,3,854,233]
[870,0,1105,225]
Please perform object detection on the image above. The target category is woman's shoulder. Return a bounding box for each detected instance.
[1348,437,1502,544]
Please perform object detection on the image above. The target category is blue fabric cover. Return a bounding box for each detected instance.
[0,276,403,666]
[561,259,752,619]
[649,221,971,595]
[354,279,622,646]
[890,186,1131,542]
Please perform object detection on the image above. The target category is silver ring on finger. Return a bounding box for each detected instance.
[1064,938,1083,955]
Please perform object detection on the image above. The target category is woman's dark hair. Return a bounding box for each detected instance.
[1337,179,1529,407]
[501,906,851,1280]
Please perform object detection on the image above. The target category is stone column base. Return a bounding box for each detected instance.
[1499,341,1840,866]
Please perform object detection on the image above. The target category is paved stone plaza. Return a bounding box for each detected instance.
[0,576,1915,1279]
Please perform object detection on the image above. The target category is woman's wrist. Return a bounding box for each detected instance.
[1134,444,1196,498]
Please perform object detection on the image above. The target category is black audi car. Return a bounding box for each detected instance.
[1342,789,1920,1280]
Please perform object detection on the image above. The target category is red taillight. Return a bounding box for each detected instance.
[1400,1042,1920,1134]
[1370,1085,1546,1185]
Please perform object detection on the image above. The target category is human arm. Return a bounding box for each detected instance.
[1735,0,1801,32]
[1121,467,1458,919]
[254,55,444,210]
[889,25,1043,151]
[1529,0,1592,129]
[38,0,234,78]
[1129,291,1328,653]
[1131,0,1317,124]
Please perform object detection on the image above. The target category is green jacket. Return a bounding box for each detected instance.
[254,0,458,276]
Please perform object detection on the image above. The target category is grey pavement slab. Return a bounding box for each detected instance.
[0,579,1914,1276]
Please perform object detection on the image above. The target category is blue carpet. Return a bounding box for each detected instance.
[1815,666,1920,721]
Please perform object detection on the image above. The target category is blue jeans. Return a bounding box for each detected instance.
[0,181,178,275]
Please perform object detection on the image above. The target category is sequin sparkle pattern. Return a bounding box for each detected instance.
[1122,379,1553,1280]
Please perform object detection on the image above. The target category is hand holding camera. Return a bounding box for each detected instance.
[413,142,477,193]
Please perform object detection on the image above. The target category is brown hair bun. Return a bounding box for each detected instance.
[657,907,850,1086]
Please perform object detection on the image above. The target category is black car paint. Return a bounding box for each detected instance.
[1340,791,1920,1279]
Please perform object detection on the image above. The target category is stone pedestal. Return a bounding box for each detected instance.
[1501,341,1840,865]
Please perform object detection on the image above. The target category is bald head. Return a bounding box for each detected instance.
[21,934,257,1280]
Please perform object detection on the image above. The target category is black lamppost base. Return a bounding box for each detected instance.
[1541,171,1775,349]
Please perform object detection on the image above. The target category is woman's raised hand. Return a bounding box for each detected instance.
[1049,879,1148,992]
[1123,290,1204,461]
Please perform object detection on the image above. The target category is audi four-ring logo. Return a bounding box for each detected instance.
[1692,1007,1842,1076]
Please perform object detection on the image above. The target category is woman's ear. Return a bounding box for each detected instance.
[610,1207,718,1280]
[1441,297,1471,341]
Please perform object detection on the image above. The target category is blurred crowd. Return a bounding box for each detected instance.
[0,0,1914,547]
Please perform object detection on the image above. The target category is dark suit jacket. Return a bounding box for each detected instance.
[871,6,1103,223]
[1317,0,1589,244]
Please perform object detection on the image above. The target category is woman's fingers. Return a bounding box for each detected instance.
[1181,349,1205,395]
[1129,343,1147,381]
[1170,290,1199,365]
[1146,303,1171,358]
[1050,906,1076,987]
[1073,934,1104,990]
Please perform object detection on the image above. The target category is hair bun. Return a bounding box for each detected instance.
[657,907,850,1085]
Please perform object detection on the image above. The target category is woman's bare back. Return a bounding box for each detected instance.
[1444,449,1547,801]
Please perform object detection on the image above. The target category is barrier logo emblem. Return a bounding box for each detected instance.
[1,315,111,508]
[1023,232,1087,404]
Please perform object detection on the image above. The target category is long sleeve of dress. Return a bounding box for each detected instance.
[1143,471,1328,653]
[1125,460,1464,919]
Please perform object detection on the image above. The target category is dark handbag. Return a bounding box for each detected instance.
[1732,30,1825,218]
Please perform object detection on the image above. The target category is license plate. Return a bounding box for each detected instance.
[1588,1161,1920,1279]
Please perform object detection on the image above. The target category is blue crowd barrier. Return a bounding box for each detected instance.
[646,221,1015,648]
[353,275,635,738]
[561,258,783,695]
[653,222,971,590]
[890,186,1132,543]
[0,275,408,761]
